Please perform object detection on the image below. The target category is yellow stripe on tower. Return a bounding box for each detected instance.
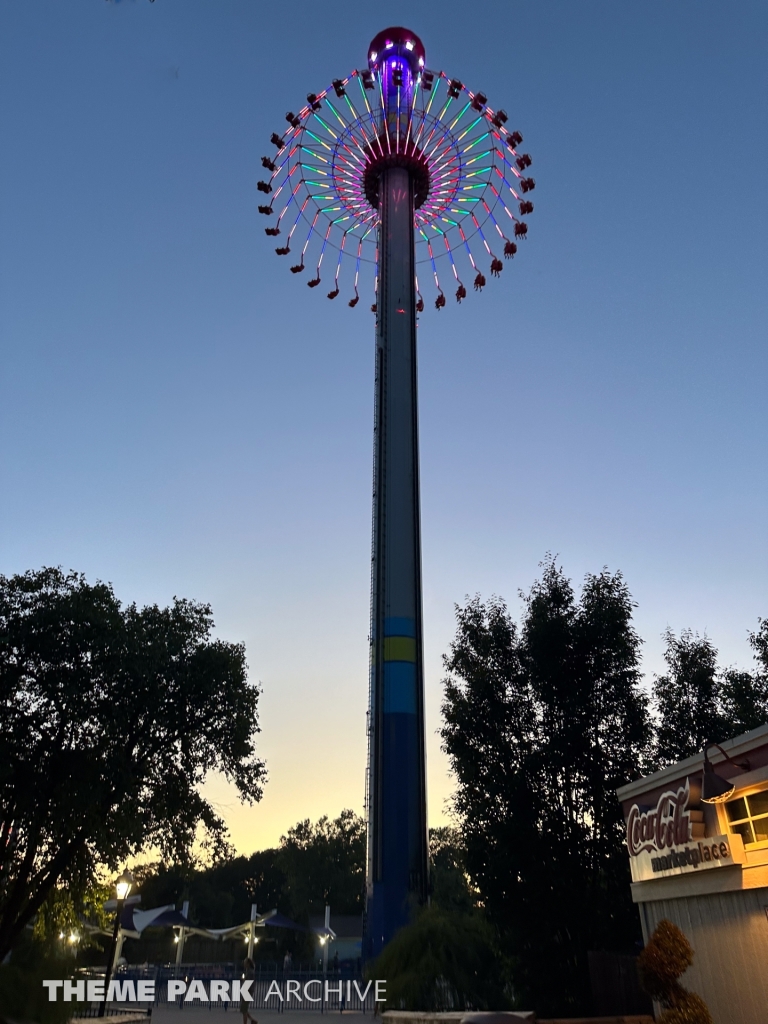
[383,636,417,662]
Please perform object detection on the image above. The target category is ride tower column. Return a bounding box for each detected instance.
[365,28,429,959]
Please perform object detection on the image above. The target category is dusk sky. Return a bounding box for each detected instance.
[1,1,766,856]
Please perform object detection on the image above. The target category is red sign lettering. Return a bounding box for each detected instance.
[626,780,692,857]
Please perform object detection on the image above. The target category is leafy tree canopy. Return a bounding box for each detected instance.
[653,621,768,764]
[0,568,266,962]
[32,877,111,953]
[440,558,654,1015]
[278,808,366,919]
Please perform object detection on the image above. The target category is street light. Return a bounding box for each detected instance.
[115,869,133,902]
[701,742,750,804]
[98,868,133,1018]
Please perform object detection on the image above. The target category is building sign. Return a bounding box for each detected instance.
[627,780,694,857]
[629,834,744,882]
[625,778,745,883]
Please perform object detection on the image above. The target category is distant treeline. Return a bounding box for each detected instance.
[127,809,366,964]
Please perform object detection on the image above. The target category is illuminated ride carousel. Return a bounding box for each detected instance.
[257,27,534,310]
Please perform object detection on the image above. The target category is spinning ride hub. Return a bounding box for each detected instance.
[362,29,431,211]
[365,27,429,959]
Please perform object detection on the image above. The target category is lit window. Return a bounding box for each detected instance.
[726,789,768,845]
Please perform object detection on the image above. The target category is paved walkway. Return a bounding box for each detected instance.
[148,1012,372,1024]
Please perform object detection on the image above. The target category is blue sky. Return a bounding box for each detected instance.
[1,1,766,853]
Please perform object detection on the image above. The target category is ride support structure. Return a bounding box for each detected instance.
[258,24,535,957]
[365,29,429,959]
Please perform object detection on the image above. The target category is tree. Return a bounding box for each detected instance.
[0,568,266,962]
[365,827,507,1011]
[440,559,653,1016]
[719,669,768,736]
[653,621,768,766]
[32,877,111,953]
[429,827,475,913]
[278,809,366,919]
[720,618,768,735]
[653,630,725,763]
[749,618,768,676]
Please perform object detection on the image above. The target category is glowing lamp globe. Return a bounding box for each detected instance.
[114,868,134,902]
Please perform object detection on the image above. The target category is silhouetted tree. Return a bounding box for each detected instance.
[723,618,768,733]
[0,568,266,962]
[429,827,474,913]
[653,630,724,762]
[440,558,653,1016]
[653,622,768,765]
[749,618,768,675]
[278,809,366,918]
[719,669,768,736]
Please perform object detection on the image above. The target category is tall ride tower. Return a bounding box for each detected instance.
[257,24,536,958]
[365,28,430,959]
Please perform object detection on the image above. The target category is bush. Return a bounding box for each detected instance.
[371,904,510,1011]
[0,958,81,1024]
[637,919,712,1024]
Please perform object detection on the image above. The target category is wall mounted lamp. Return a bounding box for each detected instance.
[701,742,750,804]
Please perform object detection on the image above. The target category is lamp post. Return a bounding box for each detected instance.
[98,868,133,1018]
[701,742,751,803]
[174,898,190,977]
[322,904,330,976]
[246,903,258,962]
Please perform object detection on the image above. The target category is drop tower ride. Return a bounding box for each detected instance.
[364,28,429,958]
[257,26,536,956]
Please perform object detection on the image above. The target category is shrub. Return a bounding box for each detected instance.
[637,919,713,1024]
[0,959,81,1024]
[371,904,510,1011]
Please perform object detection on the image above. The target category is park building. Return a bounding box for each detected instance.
[618,721,768,1024]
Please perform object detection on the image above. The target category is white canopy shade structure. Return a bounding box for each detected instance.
[91,900,336,970]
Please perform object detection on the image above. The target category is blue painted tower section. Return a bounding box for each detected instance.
[365,28,429,960]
